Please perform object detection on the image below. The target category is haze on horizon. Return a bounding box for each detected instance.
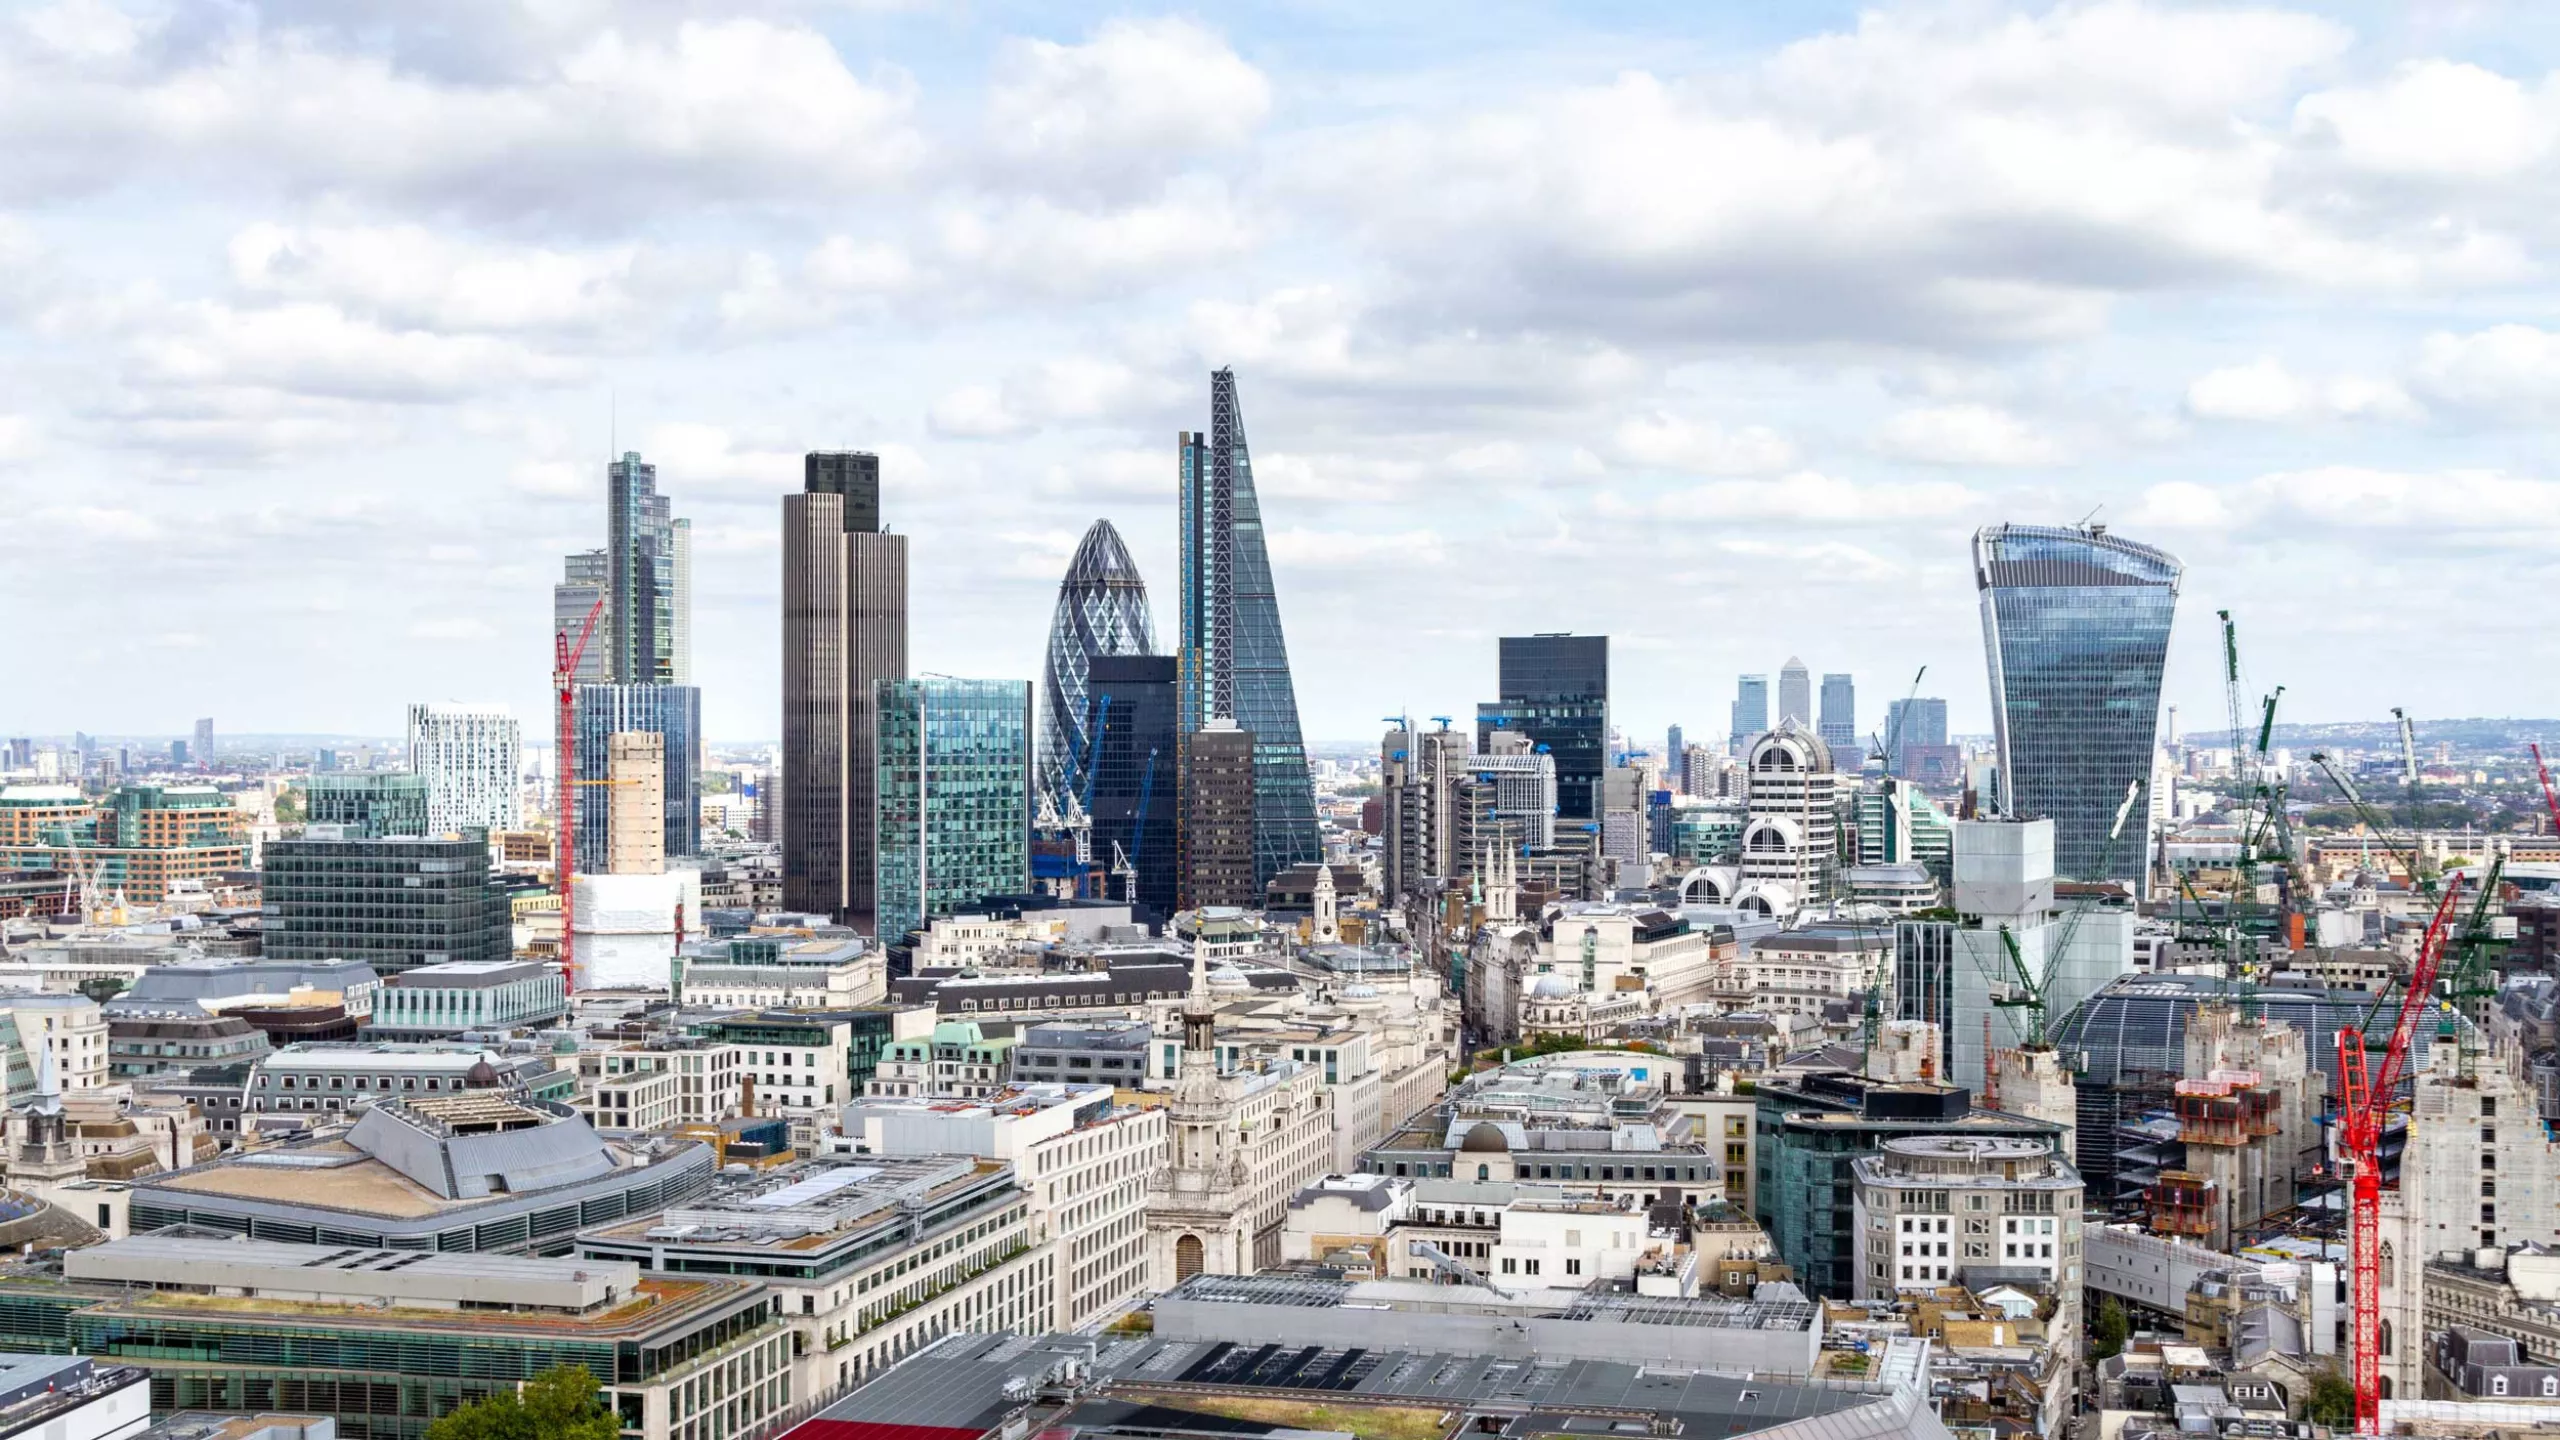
[4,1,2557,745]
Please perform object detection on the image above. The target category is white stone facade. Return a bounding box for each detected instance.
[1145,985,1336,1287]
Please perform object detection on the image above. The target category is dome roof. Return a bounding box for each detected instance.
[1207,965,1250,993]
[1459,1121,1510,1153]
[463,1058,502,1089]
[1528,973,1577,999]
[1747,721,1835,775]
[1340,982,1380,999]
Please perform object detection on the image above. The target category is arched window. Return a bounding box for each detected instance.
[1477,1164,1490,1181]
[1175,1234,1204,1281]
[2379,1320,2394,1357]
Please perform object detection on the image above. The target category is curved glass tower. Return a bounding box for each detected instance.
[1038,519,1158,817]
[1973,523,2182,888]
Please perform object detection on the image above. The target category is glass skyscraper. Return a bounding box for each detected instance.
[1176,369,1319,887]
[1085,655,1179,913]
[1818,673,1856,754]
[1883,696,1950,777]
[1037,519,1158,820]
[1777,657,1811,727]
[607,451,688,686]
[1476,634,1608,823]
[1731,675,1768,747]
[573,684,701,871]
[1973,523,2183,886]
[875,679,1031,942]
[554,549,609,683]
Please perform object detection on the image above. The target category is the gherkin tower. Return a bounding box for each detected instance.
[1038,520,1158,817]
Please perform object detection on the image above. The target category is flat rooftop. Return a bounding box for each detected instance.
[783,1329,1922,1440]
[69,1235,641,1310]
[589,1154,1006,1248]
[1165,1273,1820,1334]
[846,1083,1114,1121]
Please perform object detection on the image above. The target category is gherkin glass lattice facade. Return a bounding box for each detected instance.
[1974,523,2182,888]
[1037,520,1158,819]
[1178,369,1320,887]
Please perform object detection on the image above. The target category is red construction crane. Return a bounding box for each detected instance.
[2531,742,2560,837]
[554,596,607,992]
[2334,878,2466,1431]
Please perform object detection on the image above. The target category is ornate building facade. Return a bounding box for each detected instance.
[1144,961,1334,1286]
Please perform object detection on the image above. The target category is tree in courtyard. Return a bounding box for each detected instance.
[2090,1294,2129,1360]
[2302,1369,2356,1427]
[426,1367,620,1440]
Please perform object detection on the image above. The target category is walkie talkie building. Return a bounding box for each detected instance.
[1973,523,2182,889]
[1037,520,1157,820]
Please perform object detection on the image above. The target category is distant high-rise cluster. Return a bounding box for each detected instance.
[1735,662,1853,758]
[756,369,1329,937]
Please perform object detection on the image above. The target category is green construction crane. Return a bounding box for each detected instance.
[1981,778,2143,1052]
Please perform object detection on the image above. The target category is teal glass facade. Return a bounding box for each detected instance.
[305,774,430,838]
[1177,370,1320,886]
[875,679,1031,941]
[1974,524,2182,886]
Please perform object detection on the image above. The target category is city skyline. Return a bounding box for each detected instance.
[11,5,2560,746]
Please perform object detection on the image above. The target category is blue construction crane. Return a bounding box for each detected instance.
[1130,747,1162,868]
[1077,694,1113,818]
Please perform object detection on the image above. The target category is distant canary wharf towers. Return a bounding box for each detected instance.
[1177,369,1319,889]
[1974,523,2183,890]
[1037,520,1158,820]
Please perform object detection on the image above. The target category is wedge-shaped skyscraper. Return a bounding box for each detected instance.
[1974,523,2182,889]
[1177,369,1319,888]
[1038,520,1157,820]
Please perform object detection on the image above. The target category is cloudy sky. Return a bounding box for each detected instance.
[7,0,2560,750]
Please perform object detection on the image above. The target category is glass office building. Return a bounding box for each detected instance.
[262,835,511,975]
[1037,520,1158,820]
[1883,696,1950,776]
[1084,655,1178,914]
[1818,673,1856,753]
[1974,524,2182,887]
[1177,369,1320,886]
[875,679,1031,942]
[573,684,701,869]
[303,774,429,839]
[1476,634,1607,822]
[607,452,673,684]
[1731,675,1768,749]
